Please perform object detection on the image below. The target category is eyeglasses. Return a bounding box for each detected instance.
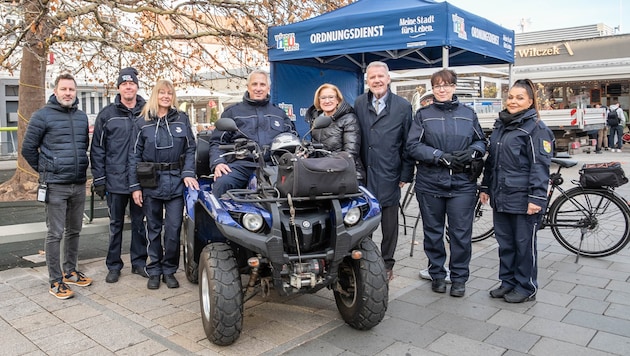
[319,95,337,102]
[433,84,455,90]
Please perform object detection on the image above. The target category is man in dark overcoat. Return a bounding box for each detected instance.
[354,61,415,280]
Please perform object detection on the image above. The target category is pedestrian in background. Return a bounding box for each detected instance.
[22,73,93,299]
[608,100,625,152]
[91,67,149,283]
[354,61,415,281]
[480,79,554,303]
[129,79,199,290]
[594,103,608,154]
[304,83,365,184]
[407,68,487,297]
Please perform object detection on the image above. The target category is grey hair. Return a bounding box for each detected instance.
[366,61,389,73]
[247,69,271,86]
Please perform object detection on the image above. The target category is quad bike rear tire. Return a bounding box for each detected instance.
[334,238,388,329]
[199,242,243,346]
[182,217,198,283]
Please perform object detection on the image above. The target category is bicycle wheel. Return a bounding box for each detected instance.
[548,188,630,257]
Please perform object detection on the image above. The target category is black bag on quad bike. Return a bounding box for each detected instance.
[276,151,359,197]
[579,161,629,188]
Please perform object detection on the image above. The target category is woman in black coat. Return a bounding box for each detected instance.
[304,83,365,183]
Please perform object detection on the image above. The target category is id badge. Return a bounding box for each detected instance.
[37,183,48,203]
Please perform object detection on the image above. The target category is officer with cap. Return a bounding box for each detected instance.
[91,67,149,283]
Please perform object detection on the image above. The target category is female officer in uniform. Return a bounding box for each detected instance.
[130,79,199,290]
[407,69,487,297]
[480,79,554,303]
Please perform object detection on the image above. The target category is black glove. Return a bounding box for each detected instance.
[452,148,476,165]
[439,153,453,168]
[93,184,106,200]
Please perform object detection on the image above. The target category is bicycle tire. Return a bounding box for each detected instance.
[548,188,630,257]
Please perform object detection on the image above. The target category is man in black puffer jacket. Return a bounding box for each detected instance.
[90,67,148,283]
[22,73,92,300]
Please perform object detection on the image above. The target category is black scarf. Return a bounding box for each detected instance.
[499,109,530,125]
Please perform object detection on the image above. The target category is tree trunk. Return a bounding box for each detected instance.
[0,0,48,202]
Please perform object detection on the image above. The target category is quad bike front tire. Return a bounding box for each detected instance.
[199,242,243,346]
[334,238,388,329]
[182,217,198,283]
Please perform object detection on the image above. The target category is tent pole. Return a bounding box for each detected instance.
[508,63,513,85]
[442,46,449,68]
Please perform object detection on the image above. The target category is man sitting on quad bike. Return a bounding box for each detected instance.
[209,69,295,198]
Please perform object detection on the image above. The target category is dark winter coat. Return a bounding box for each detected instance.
[209,92,295,170]
[304,100,366,182]
[354,90,415,207]
[22,95,89,184]
[128,108,196,200]
[481,108,554,213]
[407,96,487,196]
[90,94,146,194]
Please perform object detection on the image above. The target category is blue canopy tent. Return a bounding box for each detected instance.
[268,0,515,135]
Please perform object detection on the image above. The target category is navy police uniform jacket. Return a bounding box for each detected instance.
[90,94,146,194]
[22,95,89,184]
[481,108,554,213]
[209,92,295,170]
[407,96,487,196]
[128,108,196,199]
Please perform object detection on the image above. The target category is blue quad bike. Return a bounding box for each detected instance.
[183,116,388,346]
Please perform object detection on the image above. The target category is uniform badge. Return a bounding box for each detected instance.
[543,140,552,154]
[274,120,280,128]
[175,127,182,133]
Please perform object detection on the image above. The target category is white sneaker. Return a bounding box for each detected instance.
[419,268,451,283]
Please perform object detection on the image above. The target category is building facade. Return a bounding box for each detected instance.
[512,24,630,111]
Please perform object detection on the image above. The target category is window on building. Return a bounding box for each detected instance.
[4,85,18,96]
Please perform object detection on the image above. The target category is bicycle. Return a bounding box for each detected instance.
[470,157,630,258]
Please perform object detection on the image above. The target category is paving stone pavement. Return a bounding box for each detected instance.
[1,147,630,355]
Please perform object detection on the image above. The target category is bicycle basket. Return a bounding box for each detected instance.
[579,162,629,188]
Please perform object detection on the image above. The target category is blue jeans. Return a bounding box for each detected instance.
[608,125,624,149]
[45,183,86,283]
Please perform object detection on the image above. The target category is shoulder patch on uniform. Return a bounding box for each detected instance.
[542,140,552,154]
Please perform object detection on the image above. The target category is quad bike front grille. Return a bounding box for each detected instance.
[279,211,332,254]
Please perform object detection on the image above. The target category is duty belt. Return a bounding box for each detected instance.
[155,162,180,171]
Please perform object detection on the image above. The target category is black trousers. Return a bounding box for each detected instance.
[493,211,541,297]
[418,192,475,283]
[379,204,399,270]
[106,193,147,272]
[143,195,184,276]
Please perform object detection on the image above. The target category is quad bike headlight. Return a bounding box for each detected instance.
[343,207,362,226]
[242,213,264,232]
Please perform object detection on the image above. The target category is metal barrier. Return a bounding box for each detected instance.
[0,127,18,158]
